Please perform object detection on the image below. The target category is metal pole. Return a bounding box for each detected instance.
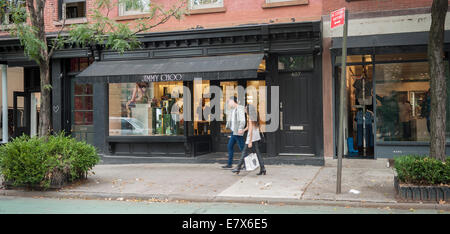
[2,64,8,143]
[337,9,348,194]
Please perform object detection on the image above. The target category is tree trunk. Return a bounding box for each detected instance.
[38,59,51,137]
[428,0,448,162]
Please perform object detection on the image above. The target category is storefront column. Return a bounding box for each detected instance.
[2,64,8,143]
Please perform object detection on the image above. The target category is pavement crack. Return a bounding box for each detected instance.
[300,166,323,200]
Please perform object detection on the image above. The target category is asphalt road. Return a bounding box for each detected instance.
[0,196,447,214]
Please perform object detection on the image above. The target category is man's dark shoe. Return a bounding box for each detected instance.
[222,164,232,169]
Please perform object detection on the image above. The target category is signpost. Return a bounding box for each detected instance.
[332,7,348,194]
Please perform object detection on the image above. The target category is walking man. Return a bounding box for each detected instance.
[222,96,246,169]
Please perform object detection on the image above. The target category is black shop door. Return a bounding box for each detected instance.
[278,72,314,155]
[13,91,30,138]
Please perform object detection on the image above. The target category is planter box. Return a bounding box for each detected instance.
[394,176,450,202]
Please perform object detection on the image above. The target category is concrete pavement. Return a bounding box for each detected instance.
[1,157,449,210]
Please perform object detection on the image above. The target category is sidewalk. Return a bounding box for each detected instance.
[1,157,449,210]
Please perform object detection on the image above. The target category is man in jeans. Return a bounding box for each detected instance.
[222,96,246,169]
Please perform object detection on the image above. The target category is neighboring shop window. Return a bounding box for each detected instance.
[62,0,86,19]
[73,83,93,125]
[220,81,238,134]
[193,80,210,135]
[69,57,94,73]
[119,0,150,16]
[278,55,314,71]
[109,81,184,136]
[246,81,266,131]
[190,0,223,10]
[375,59,431,142]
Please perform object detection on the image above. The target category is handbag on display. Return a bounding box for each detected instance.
[244,153,260,171]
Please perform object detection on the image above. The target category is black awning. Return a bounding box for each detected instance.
[76,53,264,83]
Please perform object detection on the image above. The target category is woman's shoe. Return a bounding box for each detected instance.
[231,168,240,174]
[256,170,266,176]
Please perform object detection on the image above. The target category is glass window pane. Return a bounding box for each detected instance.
[246,80,266,132]
[220,81,239,134]
[74,83,84,95]
[193,80,211,136]
[74,96,84,110]
[85,96,93,110]
[278,55,314,71]
[375,53,427,62]
[74,112,84,125]
[85,112,93,125]
[375,61,430,142]
[108,81,184,136]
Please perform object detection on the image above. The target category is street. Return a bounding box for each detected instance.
[0,196,447,214]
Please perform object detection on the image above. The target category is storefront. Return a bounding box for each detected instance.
[331,31,450,158]
[62,22,324,160]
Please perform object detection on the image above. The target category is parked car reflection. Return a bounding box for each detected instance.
[109,117,149,136]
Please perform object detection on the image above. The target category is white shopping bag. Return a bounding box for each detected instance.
[244,153,260,171]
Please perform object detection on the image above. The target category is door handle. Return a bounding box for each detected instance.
[280,111,283,131]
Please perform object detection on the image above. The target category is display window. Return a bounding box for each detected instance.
[246,80,266,132]
[193,80,211,136]
[109,81,184,136]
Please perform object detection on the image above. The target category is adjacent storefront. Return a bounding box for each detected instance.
[331,32,450,158]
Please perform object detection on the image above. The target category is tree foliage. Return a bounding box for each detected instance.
[69,0,187,53]
[0,0,187,137]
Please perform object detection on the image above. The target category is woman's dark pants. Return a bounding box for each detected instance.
[235,141,265,172]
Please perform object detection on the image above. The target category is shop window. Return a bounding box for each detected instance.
[119,0,150,16]
[278,55,314,72]
[375,61,431,142]
[109,81,184,136]
[220,81,238,134]
[69,57,94,73]
[61,0,86,19]
[375,53,427,62]
[246,81,266,132]
[336,55,372,64]
[193,80,210,136]
[73,83,93,125]
[190,0,223,10]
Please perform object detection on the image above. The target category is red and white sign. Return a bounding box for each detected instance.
[331,8,346,29]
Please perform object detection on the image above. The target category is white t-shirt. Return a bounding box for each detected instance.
[246,125,261,144]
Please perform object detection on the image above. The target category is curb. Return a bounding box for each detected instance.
[1,189,449,211]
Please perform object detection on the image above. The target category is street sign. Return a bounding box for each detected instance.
[331,7,346,29]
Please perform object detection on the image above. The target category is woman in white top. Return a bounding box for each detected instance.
[232,105,266,175]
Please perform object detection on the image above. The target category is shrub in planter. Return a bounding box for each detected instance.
[394,155,450,186]
[0,133,100,189]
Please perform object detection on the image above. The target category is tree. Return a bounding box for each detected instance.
[0,0,187,137]
[428,0,448,162]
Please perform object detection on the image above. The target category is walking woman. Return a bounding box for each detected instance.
[232,104,266,175]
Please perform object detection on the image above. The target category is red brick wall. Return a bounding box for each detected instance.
[0,0,323,37]
[323,0,437,15]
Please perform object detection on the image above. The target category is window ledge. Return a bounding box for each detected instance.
[187,7,226,15]
[54,17,88,26]
[114,13,152,21]
[262,0,309,9]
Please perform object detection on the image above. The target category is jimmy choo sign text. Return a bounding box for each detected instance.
[142,74,183,82]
